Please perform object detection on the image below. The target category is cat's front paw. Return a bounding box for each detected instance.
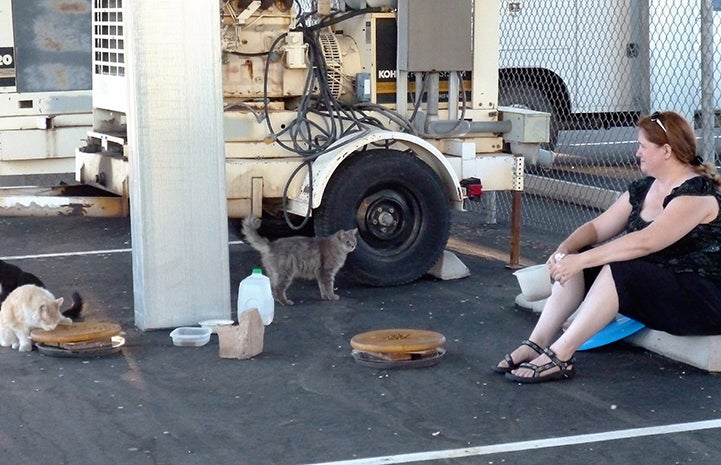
[60,317,73,325]
[18,343,33,352]
[273,293,292,306]
[275,295,294,305]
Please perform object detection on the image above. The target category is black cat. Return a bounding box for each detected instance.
[0,259,83,319]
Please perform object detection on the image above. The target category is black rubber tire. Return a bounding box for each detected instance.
[498,82,559,150]
[314,150,451,287]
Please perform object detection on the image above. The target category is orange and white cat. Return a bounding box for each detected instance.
[0,284,72,352]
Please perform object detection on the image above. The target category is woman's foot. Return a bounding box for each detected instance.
[492,339,544,373]
[505,347,575,384]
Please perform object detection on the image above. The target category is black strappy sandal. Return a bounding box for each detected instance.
[504,347,575,383]
[492,339,545,374]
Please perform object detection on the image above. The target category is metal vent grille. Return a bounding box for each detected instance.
[93,0,125,77]
[318,31,342,99]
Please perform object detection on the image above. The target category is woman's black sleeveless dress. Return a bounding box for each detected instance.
[586,176,721,335]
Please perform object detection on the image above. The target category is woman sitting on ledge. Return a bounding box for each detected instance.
[495,110,721,383]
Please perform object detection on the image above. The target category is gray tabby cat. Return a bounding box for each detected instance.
[241,216,358,306]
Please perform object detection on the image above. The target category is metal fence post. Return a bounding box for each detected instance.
[700,0,717,162]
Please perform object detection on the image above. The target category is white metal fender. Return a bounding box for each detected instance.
[287,128,464,215]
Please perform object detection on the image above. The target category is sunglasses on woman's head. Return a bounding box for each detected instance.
[650,111,668,134]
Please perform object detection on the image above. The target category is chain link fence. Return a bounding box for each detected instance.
[488,0,721,235]
[253,0,721,237]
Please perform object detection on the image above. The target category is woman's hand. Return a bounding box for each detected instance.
[549,253,581,285]
[547,250,568,266]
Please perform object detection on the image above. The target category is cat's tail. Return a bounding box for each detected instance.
[241,216,271,254]
[62,291,84,320]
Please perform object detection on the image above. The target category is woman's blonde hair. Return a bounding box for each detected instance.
[638,111,721,188]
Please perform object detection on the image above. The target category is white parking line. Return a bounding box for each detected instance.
[303,418,721,465]
[0,248,132,260]
[0,241,247,261]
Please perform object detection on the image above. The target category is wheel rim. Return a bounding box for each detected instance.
[356,188,420,255]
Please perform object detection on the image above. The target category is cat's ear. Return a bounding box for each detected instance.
[55,297,64,307]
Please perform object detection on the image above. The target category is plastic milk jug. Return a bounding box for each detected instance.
[237,268,274,325]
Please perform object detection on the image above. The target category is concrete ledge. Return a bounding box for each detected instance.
[626,329,721,373]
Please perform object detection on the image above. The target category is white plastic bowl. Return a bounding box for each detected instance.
[512,264,552,301]
[169,327,212,347]
[198,319,235,333]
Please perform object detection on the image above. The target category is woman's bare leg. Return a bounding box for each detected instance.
[528,272,587,346]
[496,269,585,370]
[510,265,620,378]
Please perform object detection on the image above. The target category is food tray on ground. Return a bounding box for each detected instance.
[170,327,212,347]
[31,322,122,344]
[350,328,446,369]
[35,336,125,358]
[350,328,446,353]
[352,348,446,369]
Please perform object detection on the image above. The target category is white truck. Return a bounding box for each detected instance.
[0,0,92,176]
[497,0,721,148]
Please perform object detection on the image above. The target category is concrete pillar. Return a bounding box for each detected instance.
[125,1,230,329]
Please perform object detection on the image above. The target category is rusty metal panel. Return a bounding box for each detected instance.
[11,0,92,92]
[0,184,128,216]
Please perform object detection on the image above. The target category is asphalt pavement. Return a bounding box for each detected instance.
[1,210,721,465]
